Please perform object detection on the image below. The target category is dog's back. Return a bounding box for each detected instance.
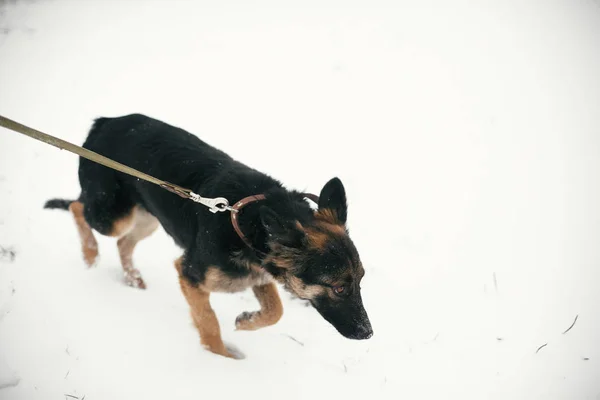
[45,113,283,254]
[45,113,286,288]
[78,115,203,243]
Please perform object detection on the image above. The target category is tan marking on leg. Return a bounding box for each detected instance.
[235,282,283,331]
[108,208,137,237]
[117,207,159,289]
[69,201,99,267]
[174,257,235,359]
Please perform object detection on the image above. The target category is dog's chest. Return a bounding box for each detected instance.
[200,265,273,293]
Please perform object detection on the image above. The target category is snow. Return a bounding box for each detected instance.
[1,0,600,399]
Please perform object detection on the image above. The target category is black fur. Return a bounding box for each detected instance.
[77,115,316,282]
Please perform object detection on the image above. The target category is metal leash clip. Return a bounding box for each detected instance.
[189,192,232,213]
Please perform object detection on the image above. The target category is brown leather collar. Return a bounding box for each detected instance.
[230,193,319,255]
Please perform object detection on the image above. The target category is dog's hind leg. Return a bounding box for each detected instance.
[69,201,99,267]
[235,282,283,331]
[174,257,238,359]
[116,207,159,289]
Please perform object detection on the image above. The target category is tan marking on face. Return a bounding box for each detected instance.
[325,263,366,299]
[69,201,99,267]
[262,245,301,271]
[174,256,236,359]
[304,219,347,252]
[272,255,296,270]
[286,276,326,300]
[327,222,347,235]
[108,207,137,237]
[316,218,347,236]
[315,208,345,226]
[305,228,329,250]
[235,282,284,330]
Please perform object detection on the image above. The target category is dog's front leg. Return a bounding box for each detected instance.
[175,258,236,359]
[235,282,283,331]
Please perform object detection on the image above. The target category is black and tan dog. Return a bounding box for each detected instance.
[45,114,373,358]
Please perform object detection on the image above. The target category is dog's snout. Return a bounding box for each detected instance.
[313,293,373,341]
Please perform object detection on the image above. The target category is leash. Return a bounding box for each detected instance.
[0,114,320,254]
[0,115,232,213]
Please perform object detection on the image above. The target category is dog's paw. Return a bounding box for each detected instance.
[235,311,260,331]
[202,342,245,360]
[224,342,246,360]
[124,269,146,290]
[83,249,99,268]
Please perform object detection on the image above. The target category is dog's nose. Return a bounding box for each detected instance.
[351,324,373,340]
[361,327,374,340]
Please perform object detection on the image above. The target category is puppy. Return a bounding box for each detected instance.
[45,114,373,358]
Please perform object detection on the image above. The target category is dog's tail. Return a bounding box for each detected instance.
[44,199,74,211]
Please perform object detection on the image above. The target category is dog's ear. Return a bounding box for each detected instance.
[318,177,348,224]
[259,206,305,247]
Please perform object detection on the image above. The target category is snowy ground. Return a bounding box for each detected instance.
[1,0,600,399]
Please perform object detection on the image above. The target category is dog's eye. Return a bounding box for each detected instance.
[333,285,346,295]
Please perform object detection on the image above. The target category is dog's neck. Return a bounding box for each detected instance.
[233,189,315,260]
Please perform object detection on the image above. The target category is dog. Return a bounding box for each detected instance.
[44,114,373,358]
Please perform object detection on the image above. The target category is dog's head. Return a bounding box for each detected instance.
[261,178,373,340]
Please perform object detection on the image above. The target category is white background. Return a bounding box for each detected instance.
[0,1,599,399]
